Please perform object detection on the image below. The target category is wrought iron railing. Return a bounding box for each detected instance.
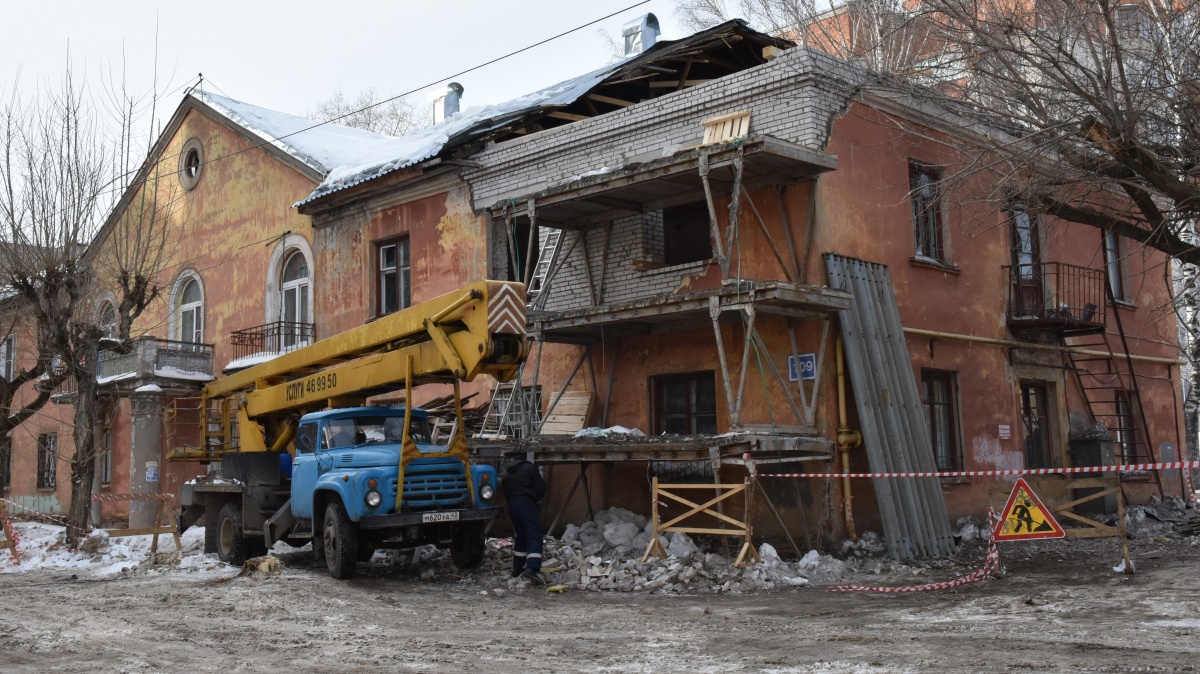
[1004,262,1106,330]
[97,338,214,382]
[229,321,316,362]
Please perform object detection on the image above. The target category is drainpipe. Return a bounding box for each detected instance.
[835,336,863,541]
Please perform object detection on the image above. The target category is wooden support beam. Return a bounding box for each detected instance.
[733,305,757,426]
[724,153,745,276]
[547,111,591,122]
[649,80,711,88]
[699,154,728,276]
[741,185,793,282]
[774,184,802,282]
[587,93,635,108]
[522,199,538,288]
[536,346,589,435]
[801,179,818,285]
[597,222,613,305]
[710,297,738,431]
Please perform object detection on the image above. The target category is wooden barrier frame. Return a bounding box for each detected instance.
[641,477,762,567]
[0,500,19,564]
[103,499,182,553]
[1048,477,1133,575]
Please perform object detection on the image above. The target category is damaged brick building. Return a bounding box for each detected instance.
[1,17,1185,558]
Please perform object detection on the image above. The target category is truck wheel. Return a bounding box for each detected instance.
[217,502,250,566]
[322,501,358,579]
[450,522,486,570]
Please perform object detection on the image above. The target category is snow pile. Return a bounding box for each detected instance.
[0,522,215,578]
[574,425,646,438]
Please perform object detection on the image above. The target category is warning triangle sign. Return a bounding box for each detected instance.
[993,478,1065,541]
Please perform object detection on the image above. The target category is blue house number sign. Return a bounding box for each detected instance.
[787,353,817,382]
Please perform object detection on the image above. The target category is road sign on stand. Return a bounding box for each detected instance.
[993,478,1066,541]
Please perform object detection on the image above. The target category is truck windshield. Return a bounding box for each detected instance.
[320,415,432,449]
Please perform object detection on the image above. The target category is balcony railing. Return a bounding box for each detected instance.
[1004,262,1106,334]
[97,337,215,384]
[229,321,316,362]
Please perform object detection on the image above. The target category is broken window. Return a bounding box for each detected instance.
[909,162,944,262]
[37,433,57,489]
[1020,382,1052,469]
[662,202,713,266]
[921,370,959,471]
[377,238,411,316]
[652,371,718,435]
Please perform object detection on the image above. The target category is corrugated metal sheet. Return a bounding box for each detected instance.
[824,253,956,560]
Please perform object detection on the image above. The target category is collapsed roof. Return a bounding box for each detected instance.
[290,20,793,208]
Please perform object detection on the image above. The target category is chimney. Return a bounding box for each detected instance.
[433,82,464,124]
[621,13,660,56]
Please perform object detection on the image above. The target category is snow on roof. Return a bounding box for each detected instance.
[192,90,399,177]
[296,59,627,206]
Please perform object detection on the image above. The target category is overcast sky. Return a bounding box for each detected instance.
[2,0,691,126]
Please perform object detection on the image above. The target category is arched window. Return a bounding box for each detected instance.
[178,279,203,343]
[98,302,117,339]
[280,251,311,349]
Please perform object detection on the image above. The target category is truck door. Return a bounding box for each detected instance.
[290,421,320,519]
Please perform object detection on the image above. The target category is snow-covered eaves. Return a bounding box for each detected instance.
[193,91,398,178]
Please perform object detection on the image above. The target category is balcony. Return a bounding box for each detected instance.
[228,321,316,366]
[1004,262,1107,335]
[97,336,215,388]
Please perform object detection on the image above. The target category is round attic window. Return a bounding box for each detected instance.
[178,138,204,190]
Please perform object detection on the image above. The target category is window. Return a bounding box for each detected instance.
[37,433,57,489]
[99,302,117,339]
[662,202,713,266]
[921,370,959,471]
[377,238,411,316]
[0,334,14,381]
[99,430,111,485]
[1105,231,1125,301]
[178,138,204,190]
[652,372,718,435]
[1114,3,1155,40]
[1009,210,1040,279]
[1,444,10,488]
[1114,391,1138,464]
[1019,383,1052,469]
[909,162,944,261]
[178,278,203,343]
[280,251,311,349]
[295,423,317,454]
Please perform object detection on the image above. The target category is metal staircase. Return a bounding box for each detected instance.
[476,363,542,440]
[1062,281,1164,496]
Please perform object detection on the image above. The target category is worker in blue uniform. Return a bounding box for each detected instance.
[502,456,546,585]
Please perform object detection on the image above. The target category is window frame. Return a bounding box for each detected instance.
[280,250,312,349]
[1019,382,1053,470]
[99,430,111,485]
[920,369,961,471]
[1,442,10,489]
[178,279,204,344]
[375,237,411,317]
[37,433,57,489]
[650,371,718,436]
[909,161,945,263]
[0,334,14,382]
[1104,231,1126,302]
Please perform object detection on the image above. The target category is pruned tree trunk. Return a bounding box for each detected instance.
[66,339,100,548]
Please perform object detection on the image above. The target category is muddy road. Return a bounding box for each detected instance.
[2,537,1198,673]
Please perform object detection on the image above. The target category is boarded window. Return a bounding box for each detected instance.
[377,238,411,316]
[652,372,718,435]
[921,370,959,471]
[662,202,713,266]
[37,433,57,489]
[909,162,944,261]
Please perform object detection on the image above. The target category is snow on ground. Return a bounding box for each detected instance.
[0,522,219,578]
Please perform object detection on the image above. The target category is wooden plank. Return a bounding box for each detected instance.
[649,80,711,88]
[1064,527,1122,540]
[547,111,590,122]
[587,93,634,107]
[663,526,748,536]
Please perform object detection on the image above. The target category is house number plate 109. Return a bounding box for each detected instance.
[421,511,461,523]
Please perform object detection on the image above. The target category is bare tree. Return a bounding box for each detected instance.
[309,88,431,136]
[0,69,174,545]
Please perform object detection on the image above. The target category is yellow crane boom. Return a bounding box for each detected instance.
[171,280,528,462]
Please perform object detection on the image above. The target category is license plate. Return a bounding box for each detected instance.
[421,511,460,523]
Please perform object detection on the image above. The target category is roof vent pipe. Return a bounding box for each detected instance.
[433,82,464,124]
[622,13,660,56]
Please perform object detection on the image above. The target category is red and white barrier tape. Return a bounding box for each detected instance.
[90,493,176,502]
[760,460,1200,479]
[830,508,1002,593]
[0,497,91,534]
